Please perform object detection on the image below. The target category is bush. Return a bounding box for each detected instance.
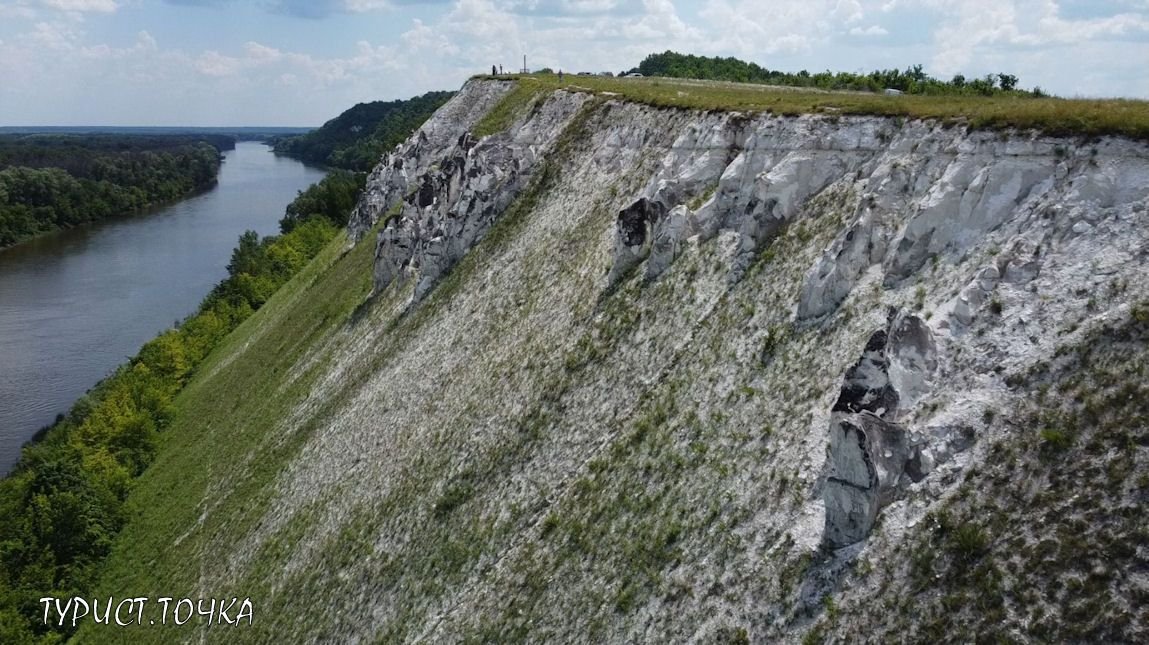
[949,523,990,563]
[1040,427,1074,452]
[632,51,1037,97]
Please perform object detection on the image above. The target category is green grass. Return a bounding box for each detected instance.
[475,73,1149,140]
[78,228,376,643]
[472,79,545,137]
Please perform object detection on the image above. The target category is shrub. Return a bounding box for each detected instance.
[949,523,990,563]
[1040,427,1074,452]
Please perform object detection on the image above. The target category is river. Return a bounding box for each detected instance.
[0,142,327,475]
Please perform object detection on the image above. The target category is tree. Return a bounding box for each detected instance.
[0,136,225,248]
[622,51,1029,98]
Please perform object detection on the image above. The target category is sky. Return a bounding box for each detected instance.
[1,0,1147,126]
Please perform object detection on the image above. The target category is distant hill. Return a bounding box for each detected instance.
[272,91,455,171]
[0,126,312,142]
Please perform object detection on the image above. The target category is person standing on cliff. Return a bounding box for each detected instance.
[492,64,497,76]
[558,69,563,82]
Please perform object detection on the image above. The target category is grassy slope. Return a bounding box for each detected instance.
[79,228,375,642]
[479,73,1149,140]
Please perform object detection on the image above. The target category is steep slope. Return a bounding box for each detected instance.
[86,79,1149,643]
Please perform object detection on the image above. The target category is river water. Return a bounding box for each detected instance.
[0,142,327,475]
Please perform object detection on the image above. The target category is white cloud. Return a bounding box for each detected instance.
[849,24,888,36]
[698,0,846,55]
[80,30,158,60]
[194,50,242,77]
[498,0,644,16]
[3,0,1149,126]
[344,0,393,11]
[402,19,460,55]
[834,0,865,23]
[622,0,698,40]
[40,0,119,12]
[918,0,1149,75]
[0,3,37,20]
[25,20,81,49]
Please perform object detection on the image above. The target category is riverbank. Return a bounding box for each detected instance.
[0,148,361,642]
[0,143,326,475]
[0,135,234,249]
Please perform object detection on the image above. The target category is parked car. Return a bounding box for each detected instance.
[625,72,644,78]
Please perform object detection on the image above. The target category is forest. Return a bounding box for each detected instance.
[0,169,363,643]
[272,91,454,171]
[0,134,231,249]
[629,51,1041,97]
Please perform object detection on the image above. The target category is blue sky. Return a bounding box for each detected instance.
[1,0,1147,126]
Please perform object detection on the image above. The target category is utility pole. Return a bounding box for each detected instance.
[521,54,528,74]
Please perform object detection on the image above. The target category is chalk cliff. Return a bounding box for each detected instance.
[89,79,1149,643]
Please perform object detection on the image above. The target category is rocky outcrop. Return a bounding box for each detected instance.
[368,89,590,300]
[347,80,515,241]
[883,157,1054,284]
[608,116,877,287]
[357,81,1149,323]
[822,312,939,548]
[824,411,909,548]
[796,208,889,320]
[346,82,1149,563]
[793,138,1149,322]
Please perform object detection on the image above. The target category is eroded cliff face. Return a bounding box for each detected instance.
[120,79,1149,644]
[347,80,515,241]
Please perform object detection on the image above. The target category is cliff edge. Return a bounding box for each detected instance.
[87,78,1149,644]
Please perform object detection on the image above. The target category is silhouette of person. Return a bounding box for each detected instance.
[492,64,497,76]
[559,69,563,82]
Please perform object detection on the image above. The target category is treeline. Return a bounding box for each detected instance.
[630,51,1044,97]
[0,135,231,248]
[0,171,363,644]
[272,91,454,171]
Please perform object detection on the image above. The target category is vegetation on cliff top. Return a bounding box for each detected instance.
[629,51,1039,98]
[272,91,454,171]
[475,73,1149,141]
